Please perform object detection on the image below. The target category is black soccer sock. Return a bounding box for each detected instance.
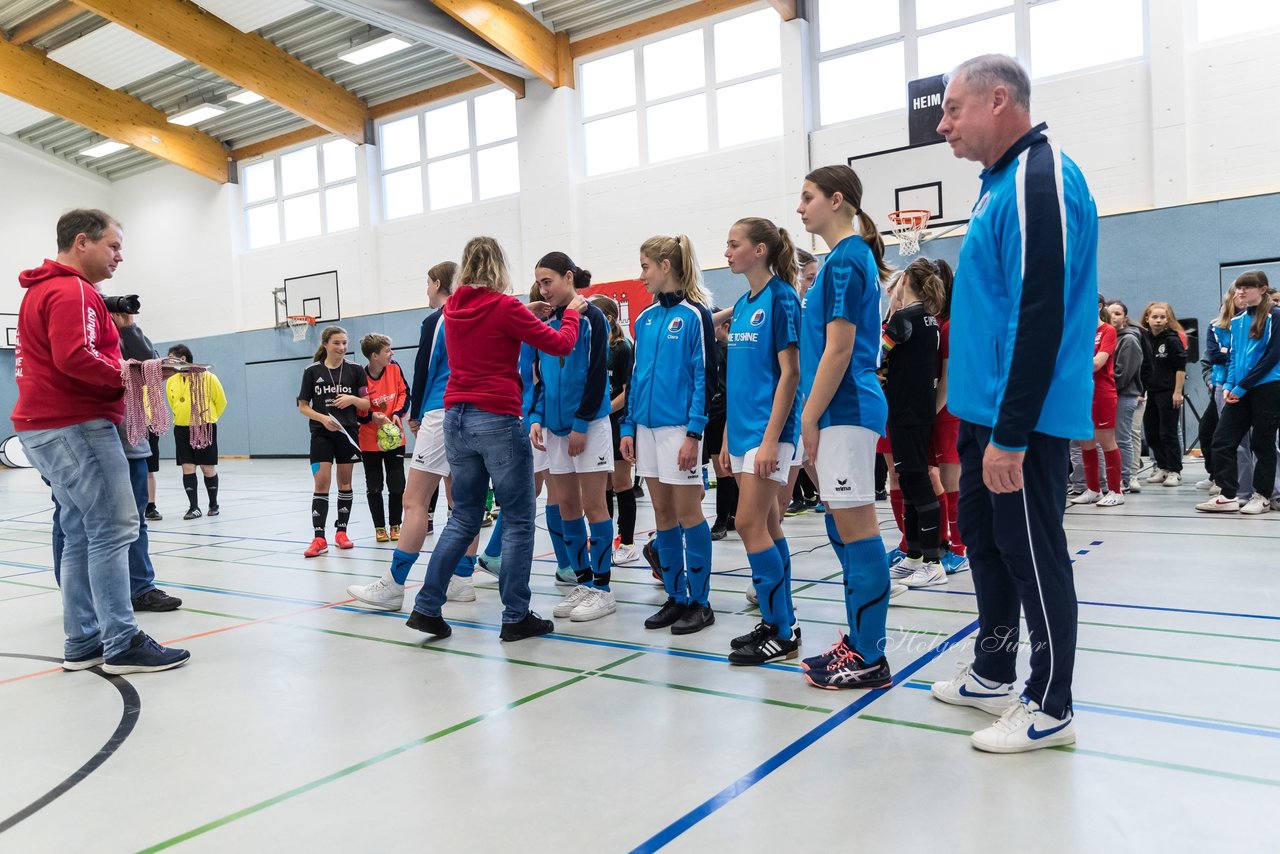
[183,473,198,510]
[715,475,738,526]
[389,492,403,528]
[616,487,637,545]
[606,490,615,518]
[312,493,329,537]
[336,490,353,532]
[204,475,219,508]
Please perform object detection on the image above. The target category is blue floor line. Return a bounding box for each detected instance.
[630,619,980,853]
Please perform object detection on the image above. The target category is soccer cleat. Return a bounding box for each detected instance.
[1095,492,1125,507]
[890,582,908,599]
[347,574,405,611]
[970,698,1076,754]
[62,645,105,671]
[553,584,592,618]
[1162,472,1182,487]
[554,566,578,587]
[1127,477,1142,493]
[144,506,163,521]
[1240,495,1271,515]
[891,556,923,580]
[375,527,390,543]
[1195,478,1214,490]
[784,499,807,517]
[613,543,639,565]
[102,632,191,675]
[304,537,328,558]
[642,537,662,581]
[1195,496,1239,513]
[710,522,728,541]
[731,622,773,651]
[729,626,800,666]
[1145,468,1168,484]
[500,611,554,642]
[207,505,220,517]
[885,548,908,566]
[805,653,892,690]
[875,489,888,501]
[446,575,476,602]
[801,633,855,672]
[131,588,183,612]
[941,551,970,575]
[183,508,202,520]
[1069,489,1101,505]
[930,661,1018,715]
[406,610,451,638]
[671,602,715,635]
[570,588,617,622]
[645,598,686,630]
[390,525,401,541]
[904,561,946,588]
[335,531,354,549]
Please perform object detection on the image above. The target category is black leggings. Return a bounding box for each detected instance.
[898,468,941,562]
[1211,380,1280,500]
[1143,389,1183,473]
[362,450,406,528]
[1198,390,1219,478]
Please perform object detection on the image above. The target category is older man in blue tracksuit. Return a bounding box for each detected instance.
[928,55,1098,754]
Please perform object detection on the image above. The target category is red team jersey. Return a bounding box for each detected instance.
[1093,322,1117,399]
[358,361,409,452]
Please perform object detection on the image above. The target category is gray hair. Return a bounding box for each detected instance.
[949,54,1031,111]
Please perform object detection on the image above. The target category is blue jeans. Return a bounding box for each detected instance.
[413,405,535,624]
[21,420,140,658]
[50,456,158,598]
[1116,393,1140,484]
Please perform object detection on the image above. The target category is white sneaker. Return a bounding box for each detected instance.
[553,584,592,617]
[446,575,476,602]
[904,561,946,588]
[1195,496,1239,513]
[1145,468,1167,484]
[745,587,758,605]
[1163,472,1181,487]
[1240,495,1271,515]
[1272,497,1280,512]
[1069,489,1101,505]
[970,698,1076,753]
[1127,477,1142,493]
[570,587,617,622]
[613,544,639,565]
[1195,478,1214,490]
[930,662,1019,715]
[889,582,908,599]
[1209,484,1222,496]
[1095,492,1125,507]
[346,573,405,611]
[891,556,923,580]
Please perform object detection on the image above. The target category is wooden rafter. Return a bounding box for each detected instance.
[431,0,564,87]
[767,0,799,22]
[570,0,758,58]
[459,58,526,98]
[7,1,84,46]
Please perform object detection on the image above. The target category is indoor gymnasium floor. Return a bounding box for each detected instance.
[1,458,1277,852]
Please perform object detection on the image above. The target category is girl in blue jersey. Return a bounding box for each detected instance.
[529,252,618,623]
[347,262,479,610]
[621,235,718,635]
[717,217,803,665]
[795,165,896,690]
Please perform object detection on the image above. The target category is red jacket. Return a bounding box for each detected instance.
[12,260,126,431]
[443,286,580,417]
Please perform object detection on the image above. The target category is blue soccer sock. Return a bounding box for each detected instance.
[588,518,614,590]
[483,511,504,560]
[843,535,891,663]
[824,513,846,565]
[654,527,687,604]
[389,548,419,585]
[562,515,591,584]
[747,546,790,640]
[454,554,476,578]
[774,536,796,638]
[545,504,572,573]
[684,520,713,606]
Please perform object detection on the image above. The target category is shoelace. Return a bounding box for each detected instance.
[826,644,860,672]
[994,701,1033,732]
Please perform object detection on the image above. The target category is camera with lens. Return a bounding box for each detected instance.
[103,294,141,314]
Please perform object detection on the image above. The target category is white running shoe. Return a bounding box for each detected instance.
[1145,468,1168,484]
[1195,478,1214,490]
[1240,495,1270,515]
[553,584,592,617]
[1069,489,1101,505]
[904,561,946,588]
[970,698,1076,753]
[346,573,405,611]
[930,662,1018,715]
[1195,496,1240,513]
[1209,484,1222,496]
[1127,477,1142,493]
[446,575,476,602]
[891,556,923,580]
[570,588,617,622]
[1163,472,1181,487]
[1095,492,1125,507]
[745,587,758,605]
[613,543,640,565]
[889,582,908,599]
[1272,497,1280,512]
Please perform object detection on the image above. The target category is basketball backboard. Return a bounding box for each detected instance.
[283,271,340,324]
[847,139,982,241]
[0,313,17,350]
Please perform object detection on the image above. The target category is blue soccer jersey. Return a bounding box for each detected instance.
[799,235,888,435]
[727,276,801,456]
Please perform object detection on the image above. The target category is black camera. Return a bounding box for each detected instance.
[103,294,141,314]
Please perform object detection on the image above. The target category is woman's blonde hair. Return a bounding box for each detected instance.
[590,294,626,347]
[458,236,511,294]
[1215,287,1238,329]
[313,325,346,363]
[900,258,947,316]
[640,234,709,306]
[1140,301,1184,333]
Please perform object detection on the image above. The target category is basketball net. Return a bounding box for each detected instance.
[121,360,214,449]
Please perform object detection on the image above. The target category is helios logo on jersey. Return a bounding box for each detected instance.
[668,317,684,334]
[749,309,766,327]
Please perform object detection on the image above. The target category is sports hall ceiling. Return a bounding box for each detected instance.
[0,0,765,182]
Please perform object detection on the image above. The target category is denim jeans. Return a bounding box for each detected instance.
[1116,393,1140,484]
[21,419,140,658]
[413,405,535,624]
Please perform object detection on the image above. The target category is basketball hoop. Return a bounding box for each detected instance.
[286,315,316,343]
[888,209,932,257]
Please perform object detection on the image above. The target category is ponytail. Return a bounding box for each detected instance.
[640,234,709,306]
[734,217,797,287]
[313,325,346,363]
[934,258,955,321]
[589,294,626,347]
[536,251,594,291]
[902,259,946,316]
[806,164,892,283]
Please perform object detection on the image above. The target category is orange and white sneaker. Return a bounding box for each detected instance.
[335,531,354,549]
[304,537,328,558]
[375,527,390,543]
[390,525,401,541]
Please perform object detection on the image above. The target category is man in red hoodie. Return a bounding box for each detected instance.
[14,209,190,674]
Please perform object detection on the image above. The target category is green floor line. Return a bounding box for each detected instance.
[857,715,1280,789]
[1076,645,1280,673]
[1079,619,1280,645]
[0,577,59,592]
[0,588,58,602]
[597,672,833,713]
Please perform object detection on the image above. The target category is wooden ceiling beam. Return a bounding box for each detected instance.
[8,1,84,46]
[767,0,799,21]
[459,58,525,99]
[0,38,228,181]
[431,0,564,87]
[570,0,758,58]
[367,72,490,120]
[71,0,369,143]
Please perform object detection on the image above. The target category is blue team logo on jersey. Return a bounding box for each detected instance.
[749,308,766,327]
[668,317,684,334]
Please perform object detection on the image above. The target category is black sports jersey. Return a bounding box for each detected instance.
[881,302,940,426]
[608,336,634,420]
[298,360,367,437]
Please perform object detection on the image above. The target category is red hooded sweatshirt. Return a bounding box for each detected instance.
[12,259,126,431]
[443,285,580,417]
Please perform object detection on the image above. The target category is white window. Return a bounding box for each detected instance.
[1196,0,1280,41]
[377,87,520,220]
[915,0,1010,30]
[579,7,783,177]
[1031,0,1143,78]
[917,14,1015,78]
[241,136,360,249]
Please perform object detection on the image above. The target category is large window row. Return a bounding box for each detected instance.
[242,139,359,250]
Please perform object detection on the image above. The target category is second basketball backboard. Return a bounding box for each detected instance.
[283,271,340,323]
